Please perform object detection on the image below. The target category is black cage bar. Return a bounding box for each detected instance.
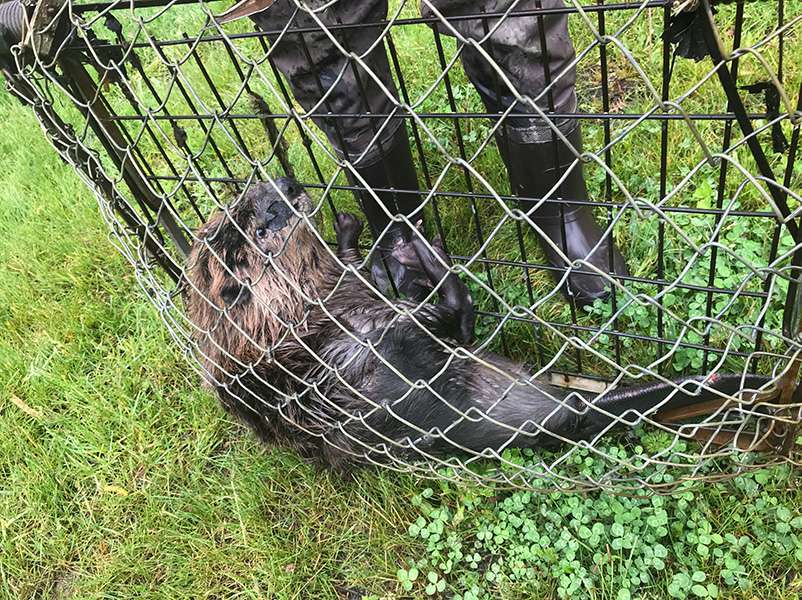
[4,0,802,490]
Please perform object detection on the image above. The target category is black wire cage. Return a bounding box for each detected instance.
[3,0,802,491]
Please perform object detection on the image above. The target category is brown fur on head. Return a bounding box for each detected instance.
[184,179,337,376]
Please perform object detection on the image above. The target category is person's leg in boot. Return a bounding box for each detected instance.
[345,125,429,299]
[422,0,629,305]
[490,115,629,304]
[246,0,427,299]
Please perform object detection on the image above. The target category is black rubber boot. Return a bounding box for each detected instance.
[345,125,429,300]
[498,127,630,305]
[0,1,24,75]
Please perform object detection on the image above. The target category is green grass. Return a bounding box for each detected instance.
[2,0,802,597]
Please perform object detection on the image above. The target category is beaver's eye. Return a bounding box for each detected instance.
[255,227,267,240]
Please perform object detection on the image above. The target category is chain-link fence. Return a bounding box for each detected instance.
[2,0,801,491]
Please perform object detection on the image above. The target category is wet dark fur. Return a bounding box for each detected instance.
[184,180,768,471]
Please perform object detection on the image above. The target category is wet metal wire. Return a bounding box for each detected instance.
[4,0,802,491]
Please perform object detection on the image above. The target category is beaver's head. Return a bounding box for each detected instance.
[215,177,314,256]
[186,177,331,353]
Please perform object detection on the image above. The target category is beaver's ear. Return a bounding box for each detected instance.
[196,211,247,251]
[196,211,223,240]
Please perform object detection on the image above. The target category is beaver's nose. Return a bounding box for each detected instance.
[263,200,291,232]
[274,176,304,199]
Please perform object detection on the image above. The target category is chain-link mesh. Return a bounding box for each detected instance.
[4,0,802,492]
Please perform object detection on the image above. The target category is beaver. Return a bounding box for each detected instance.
[183,177,769,471]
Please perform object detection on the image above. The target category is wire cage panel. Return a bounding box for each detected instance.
[4,0,802,490]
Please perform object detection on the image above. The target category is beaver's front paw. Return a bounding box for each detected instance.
[389,237,418,269]
[334,212,363,250]
[391,233,450,270]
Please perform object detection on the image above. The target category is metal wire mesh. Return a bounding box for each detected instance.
[4,0,802,491]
